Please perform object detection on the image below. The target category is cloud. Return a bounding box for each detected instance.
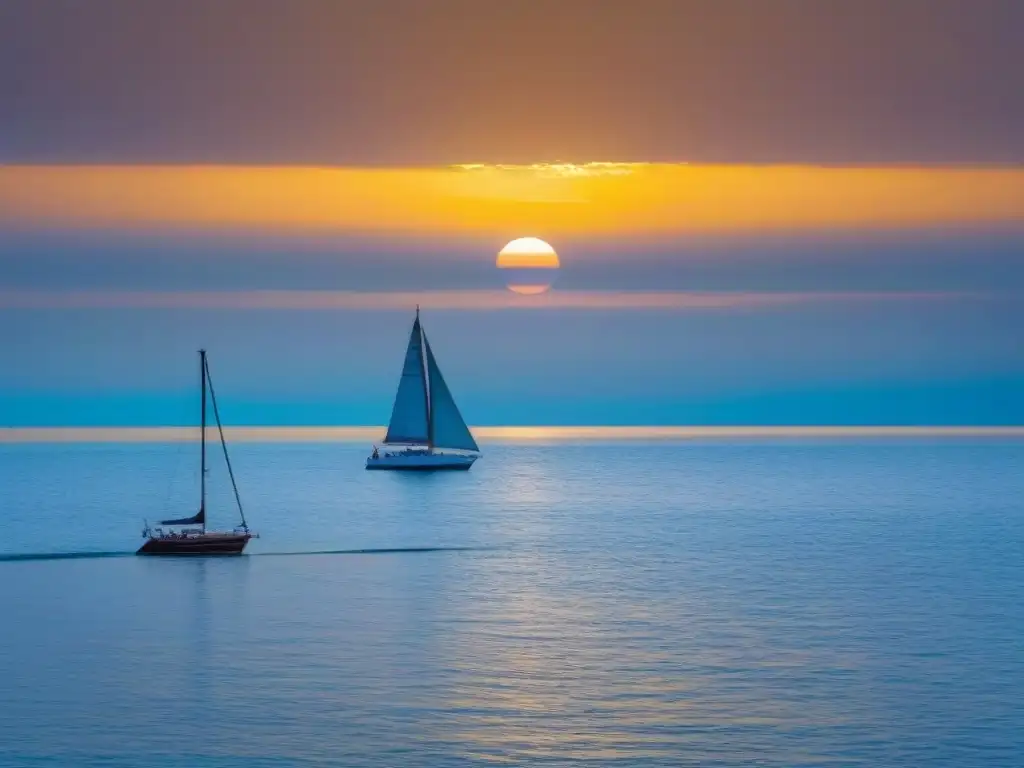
[0,288,976,312]
[454,162,648,178]
[3,2,1023,165]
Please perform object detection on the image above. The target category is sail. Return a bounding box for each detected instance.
[384,318,430,444]
[161,508,205,526]
[424,336,479,452]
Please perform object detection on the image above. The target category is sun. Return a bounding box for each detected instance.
[497,237,560,267]
[497,237,560,294]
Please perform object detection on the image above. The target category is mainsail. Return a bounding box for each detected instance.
[383,316,430,444]
[425,337,479,452]
[161,509,204,526]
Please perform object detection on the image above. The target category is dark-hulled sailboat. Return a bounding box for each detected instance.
[366,307,480,470]
[137,350,257,555]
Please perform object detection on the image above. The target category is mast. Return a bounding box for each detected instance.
[418,306,433,448]
[199,348,207,532]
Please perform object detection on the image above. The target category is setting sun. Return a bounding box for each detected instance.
[497,237,561,294]
[496,237,561,269]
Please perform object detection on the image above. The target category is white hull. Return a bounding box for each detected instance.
[366,448,477,471]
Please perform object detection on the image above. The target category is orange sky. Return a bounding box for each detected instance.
[2,163,1023,238]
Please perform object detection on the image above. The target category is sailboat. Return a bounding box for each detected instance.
[137,350,257,555]
[367,307,480,470]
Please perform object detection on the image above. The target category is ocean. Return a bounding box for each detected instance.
[1,438,1022,766]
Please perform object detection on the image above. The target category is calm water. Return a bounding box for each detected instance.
[1,440,1022,766]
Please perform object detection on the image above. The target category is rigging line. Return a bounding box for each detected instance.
[203,357,248,531]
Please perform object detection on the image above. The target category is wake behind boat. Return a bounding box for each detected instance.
[138,350,257,555]
[367,307,480,470]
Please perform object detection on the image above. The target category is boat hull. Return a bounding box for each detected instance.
[136,532,252,556]
[366,451,477,471]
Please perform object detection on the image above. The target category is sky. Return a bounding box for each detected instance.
[1,1,1022,428]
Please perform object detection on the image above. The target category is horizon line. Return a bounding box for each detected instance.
[2,426,1023,444]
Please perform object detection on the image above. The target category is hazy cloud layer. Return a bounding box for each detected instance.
[0,288,975,312]
[3,228,1022,294]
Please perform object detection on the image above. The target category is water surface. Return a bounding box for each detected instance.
[1,440,1022,766]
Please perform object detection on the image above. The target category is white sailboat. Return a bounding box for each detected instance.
[366,307,481,470]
